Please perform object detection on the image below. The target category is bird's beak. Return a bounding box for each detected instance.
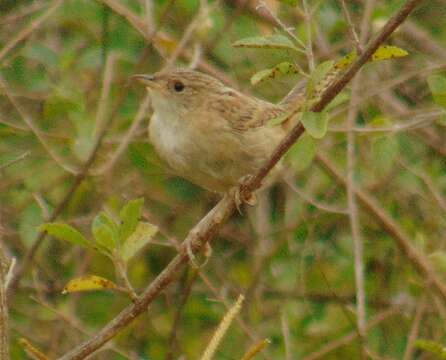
[131,74,159,88]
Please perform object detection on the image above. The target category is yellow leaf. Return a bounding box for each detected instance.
[334,45,408,70]
[62,275,118,294]
[372,45,408,61]
[251,62,299,86]
[334,51,358,69]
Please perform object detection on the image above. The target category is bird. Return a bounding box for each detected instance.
[133,69,290,206]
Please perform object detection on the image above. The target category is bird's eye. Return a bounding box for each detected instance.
[173,81,184,92]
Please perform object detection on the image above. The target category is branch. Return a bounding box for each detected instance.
[0,0,63,63]
[316,152,446,303]
[57,1,425,358]
[302,307,400,360]
[0,243,12,359]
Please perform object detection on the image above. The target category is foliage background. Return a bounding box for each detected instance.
[1,0,446,359]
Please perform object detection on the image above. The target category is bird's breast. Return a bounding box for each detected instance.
[149,111,194,172]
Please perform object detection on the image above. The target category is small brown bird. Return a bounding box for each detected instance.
[133,69,288,201]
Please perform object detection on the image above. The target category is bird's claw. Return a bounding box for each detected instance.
[230,175,258,214]
[186,240,212,269]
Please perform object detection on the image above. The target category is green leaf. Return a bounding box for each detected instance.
[121,222,158,262]
[267,112,292,127]
[371,136,399,175]
[307,60,335,98]
[92,212,119,251]
[23,42,58,69]
[20,204,44,246]
[333,45,408,70]
[429,251,446,275]
[286,134,317,171]
[73,133,95,162]
[334,51,358,70]
[301,111,329,139]
[232,34,299,52]
[119,198,144,242]
[428,74,446,109]
[251,62,299,86]
[278,0,298,5]
[415,339,446,359]
[324,91,351,112]
[40,223,92,249]
[62,275,118,294]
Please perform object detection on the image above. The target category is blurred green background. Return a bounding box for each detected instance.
[1,0,446,359]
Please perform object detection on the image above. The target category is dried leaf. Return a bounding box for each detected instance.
[62,275,118,294]
[251,62,299,86]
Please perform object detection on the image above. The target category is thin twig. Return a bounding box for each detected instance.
[166,269,199,360]
[0,0,63,64]
[92,95,151,175]
[344,0,375,354]
[0,151,30,171]
[0,1,46,26]
[302,308,400,360]
[302,0,315,71]
[399,159,446,215]
[281,313,292,360]
[0,76,79,175]
[284,174,348,214]
[403,294,427,360]
[7,52,117,296]
[256,1,306,50]
[316,151,446,303]
[94,53,116,138]
[0,245,10,359]
[340,0,362,54]
[164,0,217,69]
[30,296,137,360]
[329,109,444,132]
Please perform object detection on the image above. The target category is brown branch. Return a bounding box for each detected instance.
[0,0,63,64]
[403,294,427,360]
[0,245,10,360]
[56,1,425,358]
[343,0,375,351]
[7,52,117,296]
[302,308,400,360]
[316,152,446,302]
[98,0,235,87]
[165,269,198,360]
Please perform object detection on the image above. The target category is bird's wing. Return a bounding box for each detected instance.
[210,91,286,131]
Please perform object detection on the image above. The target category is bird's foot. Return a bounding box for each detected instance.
[230,175,257,214]
[186,239,212,269]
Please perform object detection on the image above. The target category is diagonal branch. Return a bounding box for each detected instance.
[316,152,446,302]
[57,1,426,358]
